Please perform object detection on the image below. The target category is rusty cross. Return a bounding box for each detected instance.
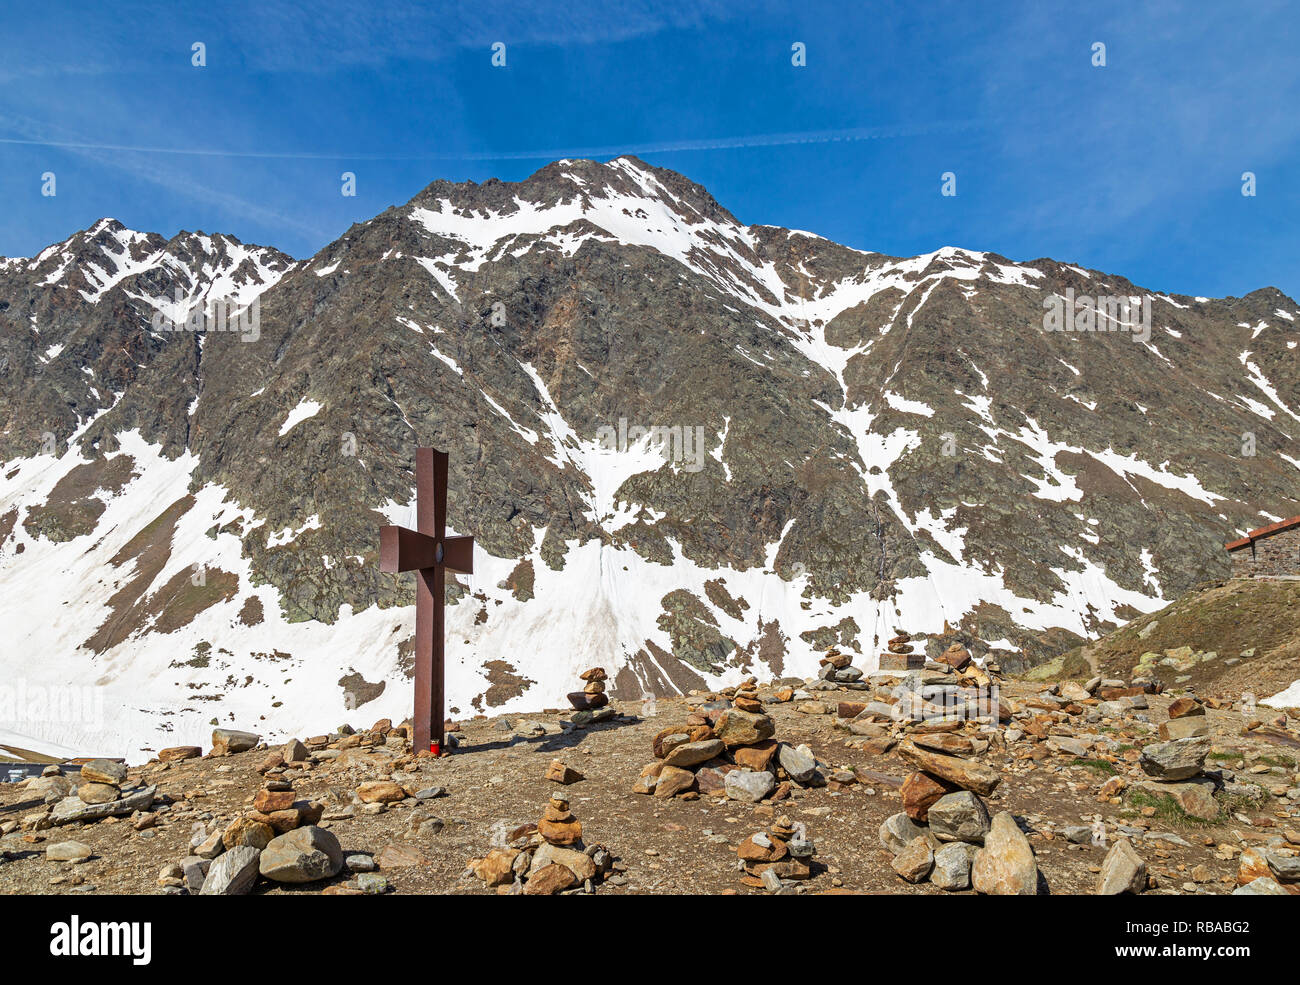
[379,448,473,755]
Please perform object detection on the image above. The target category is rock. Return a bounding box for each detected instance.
[374,844,425,870]
[46,841,93,862]
[1139,736,1209,781]
[157,745,201,763]
[931,842,974,890]
[1166,697,1205,719]
[663,739,725,768]
[282,738,309,762]
[1059,682,1092,703]
[1233,876,1289,895]
[181,857,210,892]
[523,862,578,895]
[50,785,155,825]
[76,782,120,805]
[1096,838,1147,894]
[879,812,926,855]
[253,789,296,812]
[653,765,696,799]
[356,873,391,894]
[725,770,775,803]
[222,816,275,851]
[1266,852,1300,883]
[777,743,818,784]
[346,854,377,873]
[1159,716,1210,741]
[545,760,585,784]
[356,781,406,803]
[972,812,1037,896]
[1046,735,1091,757]
[79,760,127,786]
[471,848,518,886]
[733,740,778,771]
[200,846,261,895]
[714,710,776,748]
[529,842,597,882]
[258,825,343,883]
[928,790,992,844]
[900,771,954,822]
[211,728,260,756]
[897,742,1001,796]
[1131,779,1218,820]
[892,836,934,883]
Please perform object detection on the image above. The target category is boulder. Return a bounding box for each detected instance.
[1131,779,1218,820]
[663,739,725,768]
[76,782,120,805]
[931,842,974,891]
[777,743,818,783]
[878,812,926,855]
[891,836,934,883]
[1096,838,1147,894]
[900,771,954,822]
[200,846,261,895]
[258,825,343,883]
[714,710,775,748]
[158,746,202,763]
[971,812,1037,895]
[725,769,775,803]
[653,765,696,799]
[897,742,1001,796]
[50,785,155,825]
[928,790,991,844]
[79,759,127,786]
[211,728,260,756]
[1139,736,1209,781]
[45,841,93,862]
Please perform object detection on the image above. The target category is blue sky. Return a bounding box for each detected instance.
[1,0,1296,298]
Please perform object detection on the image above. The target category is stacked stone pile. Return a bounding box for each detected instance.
[467,793,615,894]
[736,814,818,891]
[568,667,609,711]
[21,759,160,827]
[631,685,850,802]
[879,629,924,672]
[813,649,866,689]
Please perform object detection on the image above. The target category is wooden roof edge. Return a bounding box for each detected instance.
[1224,514,1300,552]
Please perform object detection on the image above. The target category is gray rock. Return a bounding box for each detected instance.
[931,842,974,891]
[346,854,377,872]
[662,739,725,768]
[258,825,343,883]
[50,785,156,825]
[879,811,926,855]
[181,856,210,893]
[413,786,447,800]
[211,728,261,755]
[200,846,260,895]
[356,872,391,894]
[778,743,818,783]
[1062,825,1094,844]
[1233,876,1289,895]
[45,840,93,861]
[724,769,775,803]
[928,790,991,844]
[1096,837,1147,894]
[1266,853,1300,882]
[1139,737,1209,781]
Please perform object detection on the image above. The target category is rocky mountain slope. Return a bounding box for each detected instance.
[2,156,1299,758]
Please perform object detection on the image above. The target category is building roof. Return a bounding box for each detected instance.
[1225,515,1300,551]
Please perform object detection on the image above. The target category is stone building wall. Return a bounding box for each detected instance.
[1229,526,1300,577]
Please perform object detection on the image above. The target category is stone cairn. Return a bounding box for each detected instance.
[878,629,925,672]
[18,759,159,829]
[737,814,819,891]
[632,678,848,805]
[468,793,615,894]
[815,648,866,689]
[568,666,609,711]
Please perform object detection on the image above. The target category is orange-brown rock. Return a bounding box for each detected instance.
[732,739,778,772]
[901,771,956,821]
[524,862,578,894]
[356,781,406,804]
[1167,697,1205,719]
[253,789,296,813]
[897,742,1001,796]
